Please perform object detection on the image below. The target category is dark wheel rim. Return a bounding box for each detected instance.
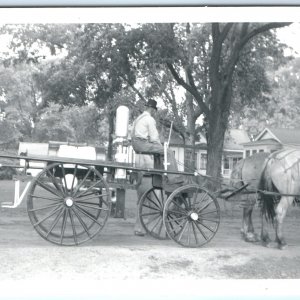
[139,187,169,240]
[163,184,220,248]
[27,163,111,246]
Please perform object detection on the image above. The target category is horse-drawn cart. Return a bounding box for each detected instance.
[0,151,221,248]
[1,146,299,250]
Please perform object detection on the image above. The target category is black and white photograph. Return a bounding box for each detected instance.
[0,6,300,299]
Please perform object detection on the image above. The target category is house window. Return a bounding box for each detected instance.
[259,149,264,153]
[232,157,241,167]
[224,157,230,170]
[223,156,242,176]
[200,153,207,169]
[194,152,198,169]
[252,150,257,155]
[246,150,250,157]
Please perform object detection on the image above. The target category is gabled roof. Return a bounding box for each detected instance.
[255,128,300,145]
[224,129,250,150]
[169,129,250,150]
[242,138,280,146]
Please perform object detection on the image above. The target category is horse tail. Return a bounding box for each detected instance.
[259,159,278,224]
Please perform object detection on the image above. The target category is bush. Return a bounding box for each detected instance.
[0,166,17,180]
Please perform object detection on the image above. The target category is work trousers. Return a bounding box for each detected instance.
[132,138,178,172]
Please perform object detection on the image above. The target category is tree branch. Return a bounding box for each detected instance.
[240,22,291,49]
[226,23,291,83]
[167,62,209,116]
[121,75,146,102]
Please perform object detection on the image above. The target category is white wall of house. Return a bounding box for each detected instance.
[170,146,185,171]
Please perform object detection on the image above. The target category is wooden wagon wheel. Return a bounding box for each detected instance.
[163,184,220,248]
[27,162,111,246]
[139,187,169,240]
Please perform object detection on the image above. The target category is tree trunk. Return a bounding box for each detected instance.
[206,85,232,190]
[184,87,197,172]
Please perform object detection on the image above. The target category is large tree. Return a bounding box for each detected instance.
[133,23,290,180]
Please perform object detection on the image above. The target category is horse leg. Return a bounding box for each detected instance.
[274,196,293,250]
[260,210,272,247]
[242,205,258,242]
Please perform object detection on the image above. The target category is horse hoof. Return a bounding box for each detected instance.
[245,233,258,243]
[262,240,275,248]
[278,243,288,250]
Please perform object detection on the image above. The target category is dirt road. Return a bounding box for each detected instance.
[0,180,300,298]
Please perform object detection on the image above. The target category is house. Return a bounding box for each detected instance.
[242,127,300,157]
[169,129,250,178]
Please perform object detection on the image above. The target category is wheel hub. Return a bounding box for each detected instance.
[190,212,199,221]
[65,197,74,207]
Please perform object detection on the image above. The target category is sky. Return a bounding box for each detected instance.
[276,23,300,56]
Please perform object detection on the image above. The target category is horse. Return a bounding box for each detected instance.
[228,152,270,242]
[259,148,300,250]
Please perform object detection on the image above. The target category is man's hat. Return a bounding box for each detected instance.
[145,99,157,110]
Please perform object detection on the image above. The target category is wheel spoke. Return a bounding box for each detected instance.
[149,214,162,233]
[196,220,215,233]
[165,215,187,223]
[45,208,65,238]
[152,190,163,209]
[144,212,161,228]
[72,167,92,196]
[192,193,209,208]
[142,204,161,212]
[60,209,68,244]
[145,195,161,210]
[75,201,109,211]
[194,220,208,240]
[156,217,164,237]
[75,194,104,202]
[28,202,62,212]
[167,209,187,216]
[71,164,78,191]
[192,186,199,205]
[198,210,218,216]
[68,209,78,245]
[29,194,62,202]
[168,218,185,234]
[76,182,104,199]
[140,211,161,217]
[71,207,91,238]
[46,169,64,196]
[74,205,104,227]
[187,221,191,246]
[76,191,108,199]
[33,205,64,227]
[191,222,199,244]
[171,200,188,214]
[197,199,214,213]
[60,163,68,194]
[75,179,104,199]
[36,179,64,199]
[176,219,189,242]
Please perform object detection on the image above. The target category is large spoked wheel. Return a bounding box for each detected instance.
[139,187,169,240]
[27,162,111,246]
[163,184,220,248]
